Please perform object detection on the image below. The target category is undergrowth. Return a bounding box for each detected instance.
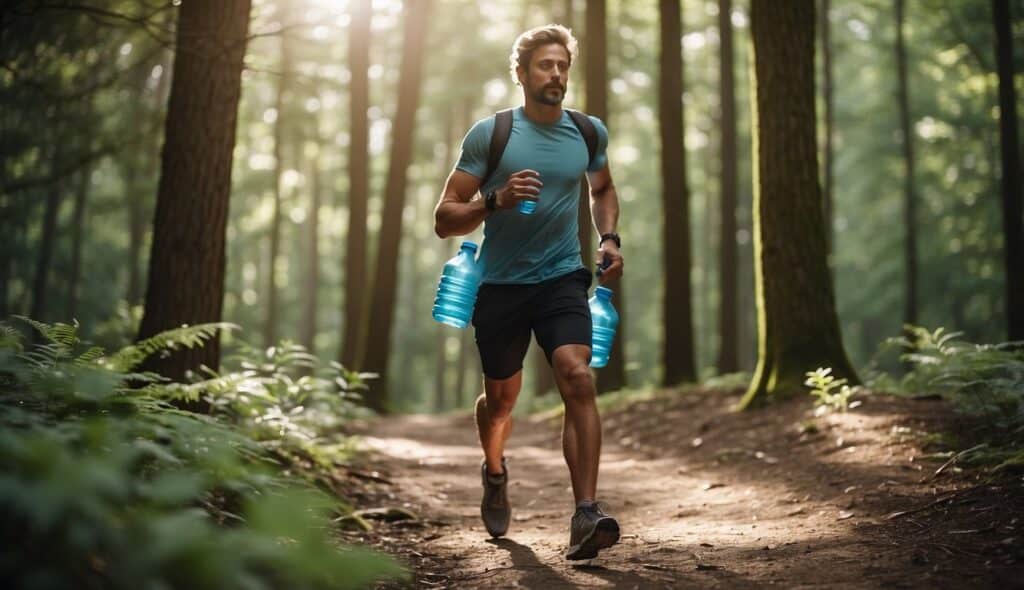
[0,317,404,589]
[865,325,1024,472]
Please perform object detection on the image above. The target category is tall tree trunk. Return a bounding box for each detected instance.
[362,0,432,412]
[717,0,739,375]
[993,0,1022,341]
[66,168,90,320]
[586,0,624,393]
[300,146,321,354]
[137,0,252,382]
[341,0,372,369]
[659,0,696,386]
[895,0,917,330]
[454,328,471,407]
[738,0,858,409]
[30,147,63,322]
[264,10,292,348]
[434,325,447,411]
[819,0,834,252]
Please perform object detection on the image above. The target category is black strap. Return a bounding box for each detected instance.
[482,108,598,187]
[565,109,598,167]
[482,109,514,187]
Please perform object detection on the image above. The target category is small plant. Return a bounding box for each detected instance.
[804,367,856,413]
[0,317,405,589]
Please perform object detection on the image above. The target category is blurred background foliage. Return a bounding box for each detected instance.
[0,0,1020,407]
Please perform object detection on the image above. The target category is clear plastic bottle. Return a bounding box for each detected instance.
[589,286,618,368]
[432,241,483,328]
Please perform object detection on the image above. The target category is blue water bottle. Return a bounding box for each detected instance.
[432,241,483,328]
[519,199,537,215]
[589,286,618,368]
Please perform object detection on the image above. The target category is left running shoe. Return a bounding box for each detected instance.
[480,458,510,537]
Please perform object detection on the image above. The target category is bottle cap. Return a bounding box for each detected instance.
[595,286,613,300]
[460,240,478,253]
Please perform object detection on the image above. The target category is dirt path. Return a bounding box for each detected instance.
[339,389,1023,589]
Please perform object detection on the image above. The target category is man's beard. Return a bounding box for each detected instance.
[531,83,565,106]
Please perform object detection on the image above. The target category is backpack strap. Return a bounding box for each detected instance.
[482,108,597,187]
[483,108,514,187]
[566,109,598,169]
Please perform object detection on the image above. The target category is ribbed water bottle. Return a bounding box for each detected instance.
[518,199,537,215]
[432,241,483,329]
[588,286,618,368]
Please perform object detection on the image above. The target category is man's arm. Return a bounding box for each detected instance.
[434,169,543,238]
[587,163,624,283]
[434,170,487,238]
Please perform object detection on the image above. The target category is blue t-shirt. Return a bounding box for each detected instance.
[455,107,609,285]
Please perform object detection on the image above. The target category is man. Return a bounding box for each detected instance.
[433,24,624,561]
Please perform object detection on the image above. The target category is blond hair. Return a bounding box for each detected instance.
[509,24,578,85]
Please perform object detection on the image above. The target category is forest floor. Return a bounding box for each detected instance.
[336,388,1024,589]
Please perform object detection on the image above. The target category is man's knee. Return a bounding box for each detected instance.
[558,361,596,404]
[481,381,519,422]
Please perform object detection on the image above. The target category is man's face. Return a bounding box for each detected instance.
[518,43,571,106]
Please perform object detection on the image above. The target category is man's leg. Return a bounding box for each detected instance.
[550,344,601,503]
[475,370,523,475]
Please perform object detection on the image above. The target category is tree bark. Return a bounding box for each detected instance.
[29,146,63,322]
[895,0,918,330]
[993,0,1022,341]
[819,0,834,253]
[263,8,292,348]
[585,0,624,393]
[738,0,858,409]
[361,0,432,412]
[341,0,372,369]
[716,0,739,375]
[300,146,321,355]
[137,0,252,382]
[659,0,697,386]
[66,168,90,321]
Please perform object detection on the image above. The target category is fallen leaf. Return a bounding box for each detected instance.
[837,511,854,520]
[702,482,725,491]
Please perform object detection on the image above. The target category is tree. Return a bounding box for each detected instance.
[29,145,64,323]
[137,0,252,381]
[341,0,371,369]
[895,0,918,330]
[300,144,322,355]
[263,4,293,348]
[361,0,433,411]
[585,0,625,393]
[659,0,696,386]
[992,0,1022,341]
[66,168,90,321]
[739,0,858,409]
[716,0,739,375]
[819,0,834,252]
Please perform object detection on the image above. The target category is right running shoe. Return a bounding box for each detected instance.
[565,501,620,560]
[480,458,510,538]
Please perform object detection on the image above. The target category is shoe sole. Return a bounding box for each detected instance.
[565,518,620,560]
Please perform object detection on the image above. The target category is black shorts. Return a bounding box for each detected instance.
[472,268,593,380]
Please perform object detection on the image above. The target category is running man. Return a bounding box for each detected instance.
[433,24,624,560]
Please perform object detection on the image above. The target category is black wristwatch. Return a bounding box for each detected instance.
[600,232,621,249]
[484,190,498,211]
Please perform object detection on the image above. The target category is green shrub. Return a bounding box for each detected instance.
[0,318,404,590]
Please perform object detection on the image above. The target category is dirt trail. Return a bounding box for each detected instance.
[340,389,1023,589]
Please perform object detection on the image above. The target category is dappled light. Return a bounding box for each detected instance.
[1,0,1021,587]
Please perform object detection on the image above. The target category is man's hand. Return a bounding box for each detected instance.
[596,241,623,284]
[496,169,543,209]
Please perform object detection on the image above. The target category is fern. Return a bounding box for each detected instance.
[106,322,237,372]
